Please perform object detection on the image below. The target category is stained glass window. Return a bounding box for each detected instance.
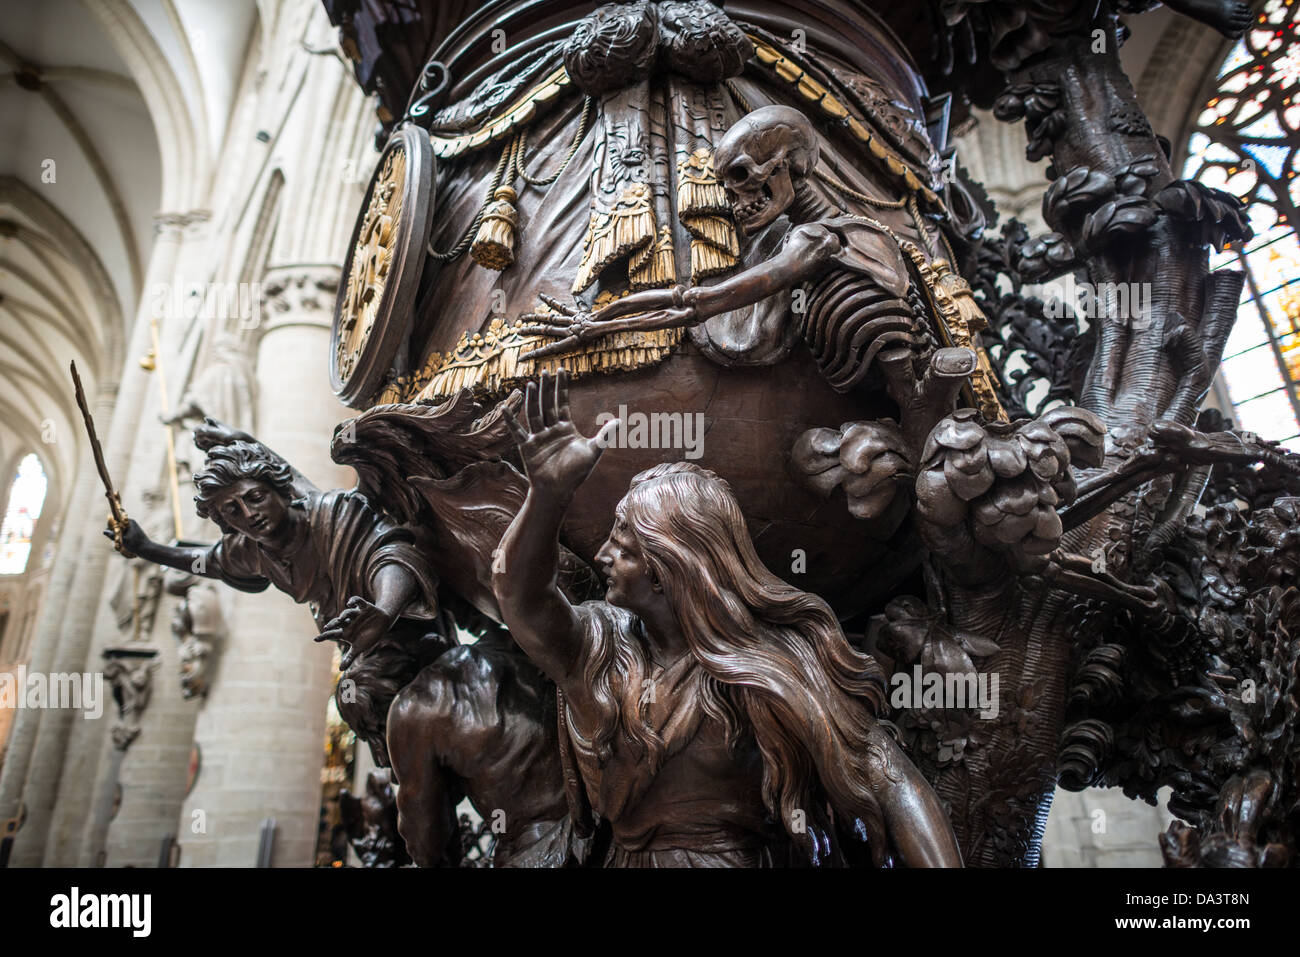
[0,453,48,575]
[1183,0,1300,446]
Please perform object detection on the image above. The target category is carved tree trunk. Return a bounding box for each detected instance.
[930,11,1240,866]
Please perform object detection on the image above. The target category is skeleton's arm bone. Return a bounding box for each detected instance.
[685,223,841,318]
[589,222,840,326]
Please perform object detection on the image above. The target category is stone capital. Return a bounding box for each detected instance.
[258,265,341,333]
[153,210,212,237]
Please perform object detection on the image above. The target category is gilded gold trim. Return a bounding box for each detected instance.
[572,183,662,294]
[410,297,684,403]
[429,67,573,159]
[337,146,406,384]
[748,39,941,207]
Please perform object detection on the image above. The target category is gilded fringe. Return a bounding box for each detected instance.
[572,183,659,293]
[629,227,676,289]
[681,214,738,253]
[412,318,684,403]
[676,148,741,282]
[689,233,740,282]
[677,148,730,216]
[682,213,740,282]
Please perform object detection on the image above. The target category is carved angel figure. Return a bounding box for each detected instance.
[106,420,446,766]
[105,414,592,868]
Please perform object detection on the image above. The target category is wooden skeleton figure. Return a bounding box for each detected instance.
[521,104,1001,422]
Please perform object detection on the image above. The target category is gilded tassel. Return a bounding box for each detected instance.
[677,149,730,216]
[471,186,521,270]
[677,147,742,283]
[929,259,989,335]
[682,214,740,255]
[690,238,739,283]
[573,183,657,293]
[630,226,676,289]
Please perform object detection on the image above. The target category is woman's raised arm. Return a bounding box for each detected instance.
[492,370,617,689]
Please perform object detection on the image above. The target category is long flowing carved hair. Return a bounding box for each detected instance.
[587,461,893,864]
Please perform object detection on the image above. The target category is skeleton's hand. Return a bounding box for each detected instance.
[316,596,394,670]
[519,294,601,361]
[519,292,697,361]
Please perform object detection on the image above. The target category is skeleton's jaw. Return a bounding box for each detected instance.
[731,184,790,234]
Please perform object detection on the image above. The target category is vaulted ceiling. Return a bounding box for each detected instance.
[0,0,255,523]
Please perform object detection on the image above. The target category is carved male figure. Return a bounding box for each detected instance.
[107,420,589,867]
[386,617,594,868]
[493,370,963,867]
[107,423,445,765]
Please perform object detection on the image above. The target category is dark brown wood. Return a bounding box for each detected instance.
[100,0,1300,866]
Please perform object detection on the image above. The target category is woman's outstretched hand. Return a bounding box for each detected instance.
[504,369,618,504]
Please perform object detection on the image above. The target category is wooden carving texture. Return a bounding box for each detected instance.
[296,0,1300,867]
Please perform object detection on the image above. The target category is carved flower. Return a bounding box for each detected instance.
[879,595,1002,674]
[658,1,752,83]
[1114,154,1163,197]
[916,406,1105,565]
[563,1,659,96]
[994,82,1064,161]
[791,419,912,525]
[1013,231,1075,281]
[880,595,1002,769]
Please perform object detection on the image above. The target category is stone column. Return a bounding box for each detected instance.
[0,221,185,866]
[82,648,161,866]
[0,409,103,831]
[41,213,219,867]
[177,265,351,867]
[99,572,223,867]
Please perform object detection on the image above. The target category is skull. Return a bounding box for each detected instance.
[715,106,819,234]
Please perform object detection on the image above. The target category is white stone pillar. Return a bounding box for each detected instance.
[2,221,185,866]
[42,212,223,867]
[177,264,351,867]
[0,391,108,836]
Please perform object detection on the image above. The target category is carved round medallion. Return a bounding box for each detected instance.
[330,125,434,406]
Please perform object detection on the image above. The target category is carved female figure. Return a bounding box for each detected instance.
[493,370,962,867]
